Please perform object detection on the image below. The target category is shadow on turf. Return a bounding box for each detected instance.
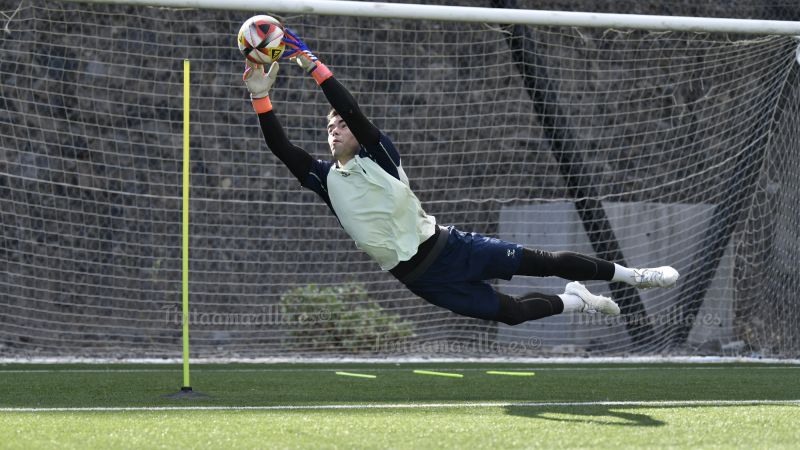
[504,405,665,427]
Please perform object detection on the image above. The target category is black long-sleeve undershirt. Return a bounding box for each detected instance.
[257,111,312,183]
[257,75,381,183]
[318,77,381,149]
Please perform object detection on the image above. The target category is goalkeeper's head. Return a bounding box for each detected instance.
[326,109,359,164]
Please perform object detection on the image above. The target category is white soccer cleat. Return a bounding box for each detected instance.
[632,266,679,289]
[564,281,620,316]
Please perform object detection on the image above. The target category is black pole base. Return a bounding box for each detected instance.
[162,386,209,399]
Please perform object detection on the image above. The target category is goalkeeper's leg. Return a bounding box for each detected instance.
[406,279,618,325]
[516,248,679,289]
[492,281,619,325]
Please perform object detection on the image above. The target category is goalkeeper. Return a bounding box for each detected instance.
[242,28,679,325]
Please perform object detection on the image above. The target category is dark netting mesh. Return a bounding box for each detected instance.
[1,0,799,358]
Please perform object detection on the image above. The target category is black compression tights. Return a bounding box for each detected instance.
[516,248,615,281]
[492,249,616,326]
[493,292,564,325]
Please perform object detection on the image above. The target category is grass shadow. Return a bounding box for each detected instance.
[504,405,666,427]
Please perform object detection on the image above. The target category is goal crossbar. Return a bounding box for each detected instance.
[62,0,800,35]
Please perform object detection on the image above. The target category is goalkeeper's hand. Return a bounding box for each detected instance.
[243,60,278,99]
[243,60,279,114]
[281,28,333,85]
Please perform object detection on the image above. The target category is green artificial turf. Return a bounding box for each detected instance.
[1,363,798,448]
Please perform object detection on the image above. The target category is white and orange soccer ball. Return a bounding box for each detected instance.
[237,15,285,64]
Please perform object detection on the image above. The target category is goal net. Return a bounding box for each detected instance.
[2,0,799,359]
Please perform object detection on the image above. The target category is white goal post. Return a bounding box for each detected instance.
[3,0,800,360]
[70,0,800,35]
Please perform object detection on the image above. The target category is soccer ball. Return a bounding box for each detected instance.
[237,15,285,64]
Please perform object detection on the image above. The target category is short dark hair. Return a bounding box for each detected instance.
[327,108,340,121]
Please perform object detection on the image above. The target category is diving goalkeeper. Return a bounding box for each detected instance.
[242,28,679,325]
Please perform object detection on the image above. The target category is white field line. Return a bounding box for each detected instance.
[1,400,799,412]
[0,366,798,374]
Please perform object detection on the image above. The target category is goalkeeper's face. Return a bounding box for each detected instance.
[327,115,359,163]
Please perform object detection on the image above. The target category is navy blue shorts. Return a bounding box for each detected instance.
[404,226,523,320]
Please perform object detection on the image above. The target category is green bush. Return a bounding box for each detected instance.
[279,283,414,353]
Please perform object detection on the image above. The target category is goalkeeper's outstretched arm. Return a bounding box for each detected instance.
[243,60,313,183]
[282,29,382,151]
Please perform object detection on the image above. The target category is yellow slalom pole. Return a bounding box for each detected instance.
[181,59,191,389]
[164,60,204,399]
